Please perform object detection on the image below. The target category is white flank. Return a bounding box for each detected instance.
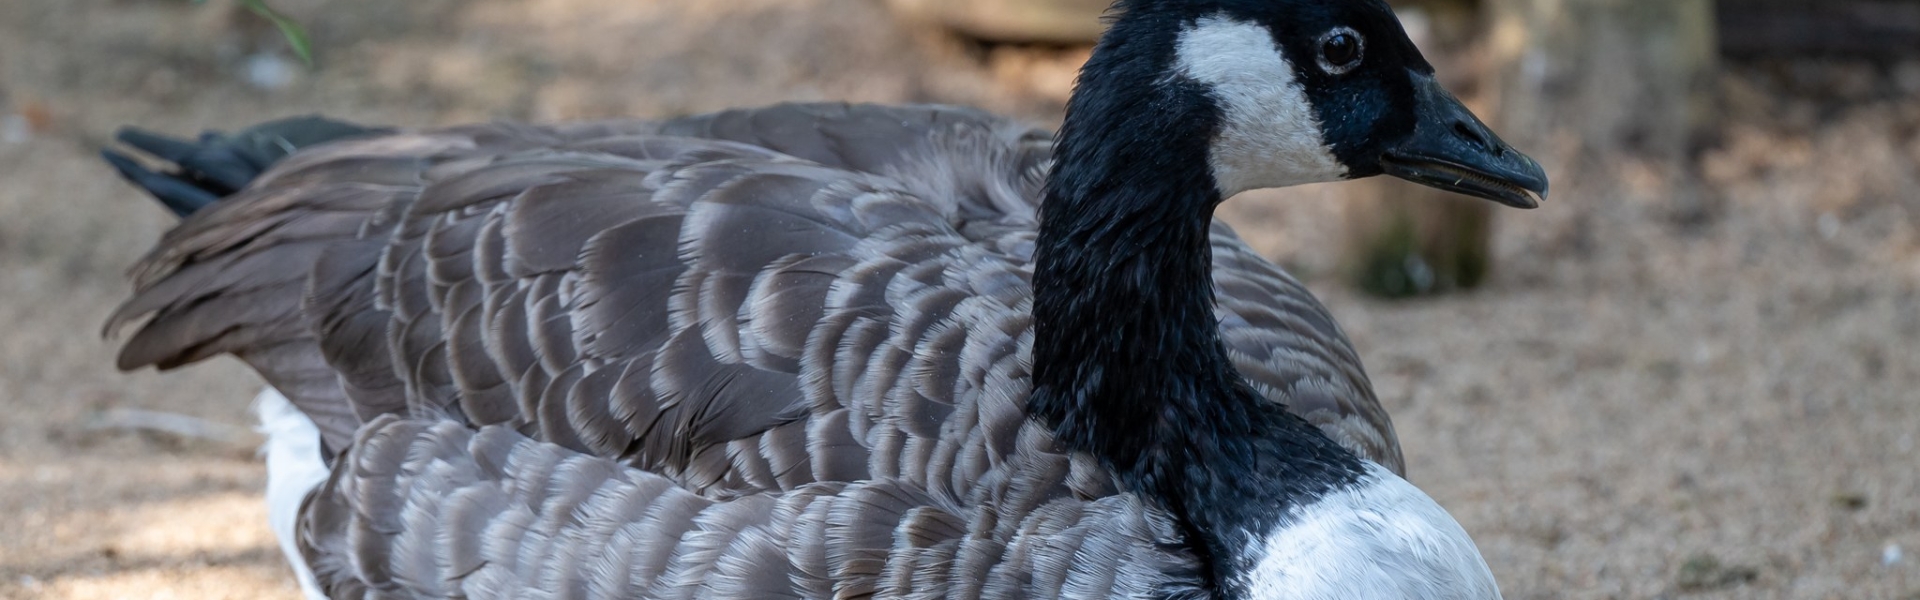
[1173,16,1348,196]
[1241,462,1502,600]
[254,387,331,600]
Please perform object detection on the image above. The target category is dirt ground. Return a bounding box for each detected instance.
[0,0,1915,598]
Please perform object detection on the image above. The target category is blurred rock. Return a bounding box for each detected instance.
[1831,491,1870,510]
[1818,213,1842,240]
[884,0,1110,44]
[1,115,27,144]
[1676,553,1759,592]
[985,45,1089,104]
[1895,61,1920,95]
[244,52,299,91]
[1,99,51,144]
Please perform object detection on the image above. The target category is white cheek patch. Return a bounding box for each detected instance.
[1173,16,1348,196]
[1240,462,1502,600]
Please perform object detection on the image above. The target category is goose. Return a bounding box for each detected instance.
[102,0,1547,597]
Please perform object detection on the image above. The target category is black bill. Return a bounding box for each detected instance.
[1380,72,1549,209]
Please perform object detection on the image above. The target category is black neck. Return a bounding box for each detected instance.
[1027,7,1366,595]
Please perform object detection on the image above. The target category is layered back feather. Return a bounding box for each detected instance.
[109,103,1399,598]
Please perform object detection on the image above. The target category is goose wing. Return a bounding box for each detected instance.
[108,102,1401,495]
[301,414,1205,598]
[108,102,1404,596]
[1212,225,1404,473]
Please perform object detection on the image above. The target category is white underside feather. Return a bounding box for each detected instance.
[255,387,331,600]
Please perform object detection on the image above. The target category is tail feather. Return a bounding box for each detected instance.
[100,149,222,216]
[102,115,391,217]
[115,127,260,192]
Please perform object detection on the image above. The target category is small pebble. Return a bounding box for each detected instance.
[1817,213,1841,240]
[1894,62,1920,96]
[1,114,29,144]
[1692,342,1718,365]
[244,53,299,91]
[1522,51,1550,84]
[1885,543,1904,567]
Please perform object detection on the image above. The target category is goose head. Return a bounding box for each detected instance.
[1037,1,1536,599]
[1054,0,1548,208]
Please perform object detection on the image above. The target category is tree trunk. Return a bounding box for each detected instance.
[1348,0,1719,296]
[1484,0,1717,161]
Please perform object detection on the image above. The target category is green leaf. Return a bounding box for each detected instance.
[240,0,314,66]
[193,0,314,66]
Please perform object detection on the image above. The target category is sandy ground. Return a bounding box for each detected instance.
[1,0,1916,598]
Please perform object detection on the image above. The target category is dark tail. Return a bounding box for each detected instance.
[101,116,391,217]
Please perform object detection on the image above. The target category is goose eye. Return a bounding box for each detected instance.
[1317,27,1364,74]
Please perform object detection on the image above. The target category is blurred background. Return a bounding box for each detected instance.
[0,0,1915,598]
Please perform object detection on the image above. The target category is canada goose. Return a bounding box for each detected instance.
[103,0,1547,597]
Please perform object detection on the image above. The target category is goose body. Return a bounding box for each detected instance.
[105,1,1546,598]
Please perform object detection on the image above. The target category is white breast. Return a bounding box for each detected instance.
[1239,462,1502,600]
